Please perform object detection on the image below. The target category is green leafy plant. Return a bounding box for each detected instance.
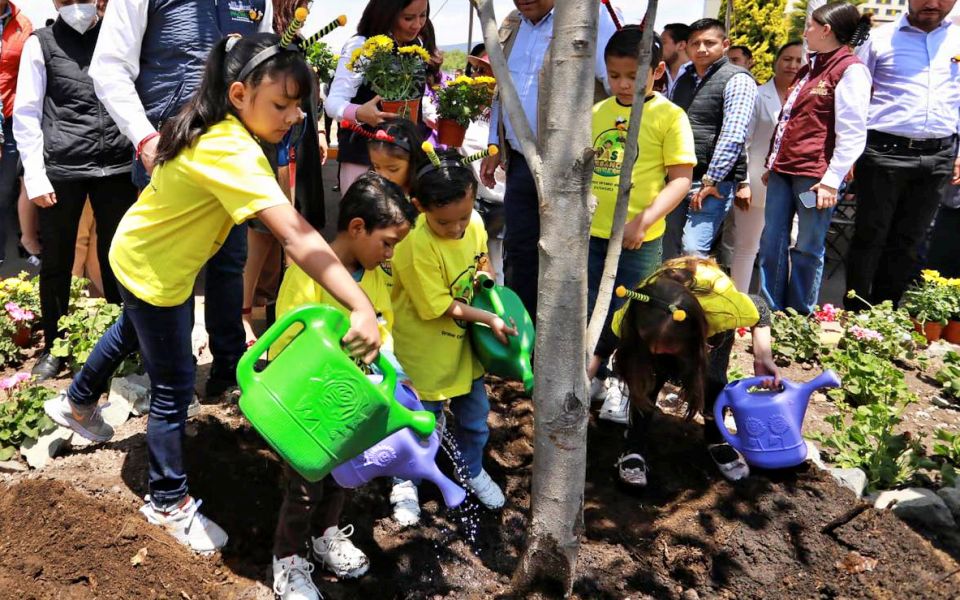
[823,344,915,407]
[435,74,496,127]
[810,399,931,491]
[51,296,130,372]
[839,299,925,365]
[0,316,25,368]
[305,40,337,84]
[932,429,960,487]
[346,35,428,101]
[936,351,960,398]
[0,272,40,318]
[900,270,953,325]
[0,376,56,461]
[771,308,821,363]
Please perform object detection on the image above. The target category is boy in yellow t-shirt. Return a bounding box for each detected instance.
[588,27,697,424]
[390,155,516,519]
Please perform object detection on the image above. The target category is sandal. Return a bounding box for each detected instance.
[707,443,750,482]
[615,452,649,488]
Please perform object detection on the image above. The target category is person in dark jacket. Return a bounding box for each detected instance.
[13,0,137,380]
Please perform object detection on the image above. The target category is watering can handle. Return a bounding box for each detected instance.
[713,394,742,451]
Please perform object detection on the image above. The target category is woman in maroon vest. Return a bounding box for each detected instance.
[757,2,872,315]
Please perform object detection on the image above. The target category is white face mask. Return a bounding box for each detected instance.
[58,3,97,34]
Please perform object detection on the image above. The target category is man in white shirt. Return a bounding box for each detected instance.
[661,22,691,99]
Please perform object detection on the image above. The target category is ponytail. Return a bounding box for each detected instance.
[850,14,873,48]
[156,32,315,163]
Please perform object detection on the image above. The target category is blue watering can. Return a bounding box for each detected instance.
[714,370,841,469]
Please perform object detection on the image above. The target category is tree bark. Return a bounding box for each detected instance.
[585,0,660,356]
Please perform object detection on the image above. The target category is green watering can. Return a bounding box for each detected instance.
[469,273,535,392]
[237,303,436,482]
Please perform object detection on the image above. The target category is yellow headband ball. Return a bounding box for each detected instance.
[673,309,687,322]
[294,7,308,21]
[615,286,627,298]
[422,141,434,153]
[337,14,348,26]
[488,145,499,156]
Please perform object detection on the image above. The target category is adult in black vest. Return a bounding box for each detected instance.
[12,0,136,380]
[664,18,756,262]
[89,0,271,398]
[325,0,441,193]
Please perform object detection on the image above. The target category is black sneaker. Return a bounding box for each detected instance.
[615,452,649,488]
[31,352,63,382]
[204,373,238,400]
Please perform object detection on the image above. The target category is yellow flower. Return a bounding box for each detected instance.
[347,47,363,71]
[452,75,474,86]
[398,45,430,62]
[367,35,394,52]
[472,75,496,86]
[17,282,33,294]
[921,269,942,282]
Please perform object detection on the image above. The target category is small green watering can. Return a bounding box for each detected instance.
[237,303,436,482]
[469,272,535,392]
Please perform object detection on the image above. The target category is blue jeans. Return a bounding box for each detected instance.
[757,172,836,314]
[503,150,540,320]
[587,236,664,317]
[422,377,490,478]
[663,181,735,260]
[69,284,196,507]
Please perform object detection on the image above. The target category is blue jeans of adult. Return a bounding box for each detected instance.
[68,284,196,508]
[662,181,735,261]
[0,118,21,261]
[757,171,836,314]
[422,377,490,479]
[134,154,247,384]
[503,150,540,321]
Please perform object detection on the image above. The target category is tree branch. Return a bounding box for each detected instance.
[471,0,543,178]
[585,0,659,357]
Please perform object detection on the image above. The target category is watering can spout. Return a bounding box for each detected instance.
[792,369,841,425]
[407,411,438,438]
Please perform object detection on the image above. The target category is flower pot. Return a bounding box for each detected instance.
[923,321,944,342]
[944,320,960,344]
[437,118,467,147]
[380,98,421,124]
[12,325,31,348]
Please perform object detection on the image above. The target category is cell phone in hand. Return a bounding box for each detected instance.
[799,190,817,209]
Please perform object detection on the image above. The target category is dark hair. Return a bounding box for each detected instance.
[662,23,690,44]
[613,257,718,420]
[356,0,438,66]
[367,118,430,186]
[465,42,486,77]
[729,45,753,60]
[812,2,872,47]
[413,151,478,210]
[272,0,308,35]
[604,26,664,69]
[157,34,314,162]
[688,18,726,38]
[337,171,417,232]
[775,40,804,59]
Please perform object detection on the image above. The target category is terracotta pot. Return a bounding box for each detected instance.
[923,321,944,343]
[437,118,467,147]
[12,325,31,348]
[944,320,960,344]
[380,98,421,124]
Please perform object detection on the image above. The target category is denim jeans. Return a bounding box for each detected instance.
[503,150,540,321]
[69,284,196,507]
[757,172,835,314]
[663,181,735,260]
[422,377,490,478]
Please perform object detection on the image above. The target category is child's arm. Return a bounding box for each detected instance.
[747,294,781,387]
[257,203,381,363]
[623,164,693,249]
[444,300,517,345]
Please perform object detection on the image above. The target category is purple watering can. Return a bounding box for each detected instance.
[332,382,467,508]
[714,370,841,469]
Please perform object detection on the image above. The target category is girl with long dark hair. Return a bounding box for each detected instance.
[45,33,381,553]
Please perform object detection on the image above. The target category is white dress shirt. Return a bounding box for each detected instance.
[13,35,53,199]
[89,0,273,148]
[858,14,960,139]
[665,60,691,100]
[488,4,618,147]
[824,62,871,189]
[325,35,365,122]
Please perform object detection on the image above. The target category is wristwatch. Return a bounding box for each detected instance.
[701,177,716,188]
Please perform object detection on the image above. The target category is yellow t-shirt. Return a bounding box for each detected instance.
[590,93,696,240]
[391,211,488,401]
[613,263,760,338]
[109,115,290,306]
[270,263,394,358]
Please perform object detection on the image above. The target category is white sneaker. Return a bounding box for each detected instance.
[311,524,369,579]
[138,496,228,554]
[272,554,322,600]
[616,452,649,488]
[708,443,751,482]
[589,377,607,403]
[44,390,114,442]
[389,480,421,526]
[464,469,505,509]
[599,378,630,424]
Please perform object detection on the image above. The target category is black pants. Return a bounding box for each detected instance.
[927,204,960,279]
[844,140,954,309]
[624,331,735,452]
[39,175,136,348]
[273,465,347,558]
[503,150,540,320]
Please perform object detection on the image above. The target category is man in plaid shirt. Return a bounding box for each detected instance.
[664,18,757,260]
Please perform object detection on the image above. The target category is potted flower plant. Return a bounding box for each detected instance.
[944,276,960,344]
[347,35,429,123]
[434,75,496,147]
[901,270,953,342]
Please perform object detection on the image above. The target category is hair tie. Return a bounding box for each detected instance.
[225,34,242,54]
[461,145,498,165]
[300,15,348,49]
[616,285,687,322]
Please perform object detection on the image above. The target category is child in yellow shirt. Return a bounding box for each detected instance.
[270,172,416,595]
[389,153,516,522]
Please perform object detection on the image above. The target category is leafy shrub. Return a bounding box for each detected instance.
[0,376,56,461]
[823,344,915,407]
[839,300,925,365]
[935,351,960,399]
[0,314,26,368]
[932,429,960,487]
[771,308,821,363]
[51,289,140,375]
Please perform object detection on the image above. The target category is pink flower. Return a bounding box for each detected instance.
[0,372,31,390]
[4,301,34,322]
[814,304,838,323]
[849,325,883,342]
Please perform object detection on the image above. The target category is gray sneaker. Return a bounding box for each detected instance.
[44,390,114,443]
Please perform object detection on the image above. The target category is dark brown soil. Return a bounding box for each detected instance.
[0,377,958,599]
